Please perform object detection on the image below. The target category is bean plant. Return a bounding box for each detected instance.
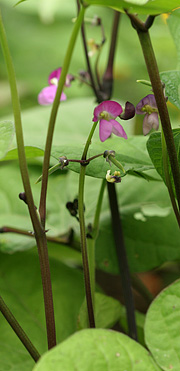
[0,0,180,370]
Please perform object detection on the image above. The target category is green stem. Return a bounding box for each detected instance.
[108,155,126,174]
[161,130,180,227]
[135,24,180,212]
[79,165,95,327]
[78,121,99,327]
[0,296,40,362]
[0,8,56,350]
[87,179,106,306]
[39,5,86,228]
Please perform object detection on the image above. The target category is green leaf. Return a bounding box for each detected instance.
[145,280,180,371]
[160,70,180,109]
[78,292,122,329]
[84,0,180,15]
[2,146,44,161]
[146,129,180,191]
[0,250,85,370]
[50,135,154,179]
[33,328,160,371]
[0,121,15,160]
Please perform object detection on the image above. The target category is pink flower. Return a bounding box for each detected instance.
[136,94,159,135]
[93,100,128,142]
[38,68,73,105]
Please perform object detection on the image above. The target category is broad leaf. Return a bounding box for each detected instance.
[0,250,85,371]
[33,328,160,371]
[146,129,180,191]
[145,280,180,370]
[0,162,179,273]
[0,121,14,160]
[51,135,154,179]
[84,0,180,15]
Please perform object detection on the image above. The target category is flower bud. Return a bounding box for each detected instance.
[120,101,135,120]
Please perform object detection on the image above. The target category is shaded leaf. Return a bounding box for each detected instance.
[78,292,122,329]
[160,70,180,110]
[0,250,85,370]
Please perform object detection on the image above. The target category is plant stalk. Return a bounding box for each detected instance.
[107,183,138,341]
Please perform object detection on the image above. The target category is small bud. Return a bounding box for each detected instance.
[19,192,28,204]
[106,170,121,183]
[120,101,135,120]
[103,150,115,166]
[59,156,69,170]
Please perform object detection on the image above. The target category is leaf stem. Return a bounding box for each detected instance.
[0,296,40,362]
[107,183,138,341]
[39,5,86,228]
[78,121,99,327]
[0,8,56,350]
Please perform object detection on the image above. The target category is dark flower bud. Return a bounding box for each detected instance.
[120,101,135,120]
[19,192,28,204]
[104,150,115,166]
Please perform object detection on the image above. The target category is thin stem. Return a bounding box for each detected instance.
[0,9,56,349]
[76,0,102,102]
[78,121,99,327]
[79,165,95,327]
[161,130,180,227]
[107,183,138,341]
[87,179,106,306]
[0,226,73,245]
[102,11,121,99]
[127,14,180,212]
[39,6,86,228]
[0,296,40,362]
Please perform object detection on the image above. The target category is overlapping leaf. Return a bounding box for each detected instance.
[145,280,180,370]
[33,328,160,371]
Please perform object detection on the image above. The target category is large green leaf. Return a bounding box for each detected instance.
[50,135,154,179]
[0,121,14,159]
[0,250,85,371]
[145,280,180,371]
[146,129,180,191]
[84,0,180,15]
[0,161,179,273]
[33,328,160,371]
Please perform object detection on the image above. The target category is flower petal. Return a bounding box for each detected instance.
[99,119,113,142]
[143,112,159,135]
[111,119,128,139]
[38,86,66,105]
[93,100,123,122]
[48,68,62,85]
[136,94,157,114]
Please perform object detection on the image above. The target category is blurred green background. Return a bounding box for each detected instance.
[0,0,179,125]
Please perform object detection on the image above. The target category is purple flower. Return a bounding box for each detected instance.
[93,100,127,142]
[136,94,159,135]
[38,68,73,105]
